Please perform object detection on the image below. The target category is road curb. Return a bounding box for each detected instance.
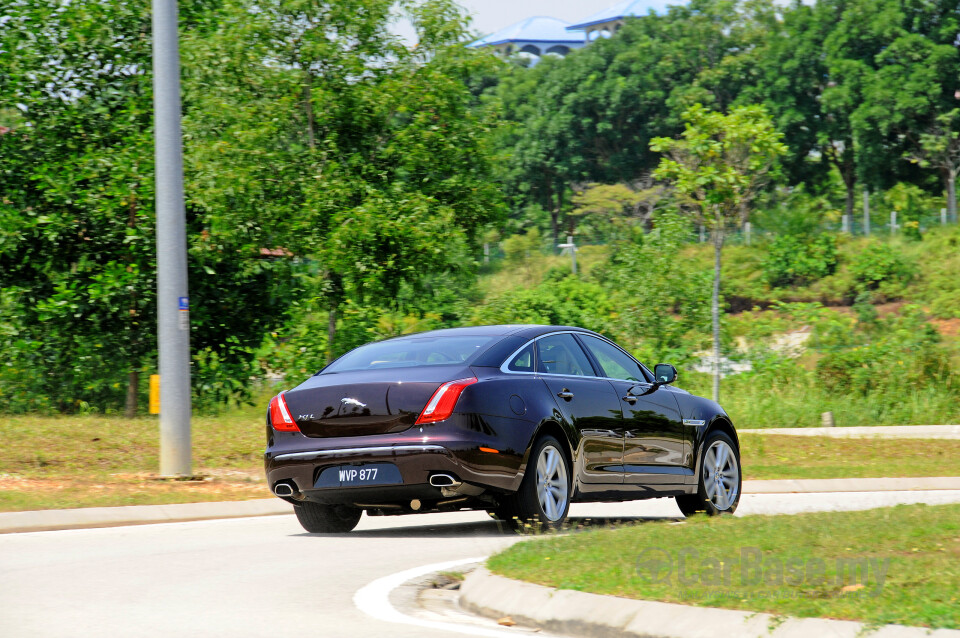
[0,498,292,534]
[739,425,960,439]
[459,567,960,638]
[743,476,960,493]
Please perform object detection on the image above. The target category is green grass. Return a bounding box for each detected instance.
[488,503,960,629]
[741,435,960,480]
[1,399,957,511]
[0,402,269,511]
[681,371,960,429]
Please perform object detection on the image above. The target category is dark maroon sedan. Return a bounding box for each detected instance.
[264,325,741,532]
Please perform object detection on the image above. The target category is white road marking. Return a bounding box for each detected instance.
[353,557,526,637]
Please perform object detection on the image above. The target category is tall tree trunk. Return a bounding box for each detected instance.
[549,183,563,246]
[948,170,957,224]
[843,171,856,221]
[712,229,724,403]
[125,369,139,418]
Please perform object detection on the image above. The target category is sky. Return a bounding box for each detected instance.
[457,0,674,36]
[395,0,677,42]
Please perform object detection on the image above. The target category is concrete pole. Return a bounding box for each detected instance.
[862,190,870,236]
[942,208,947,227]
[152,0,192,477]
[744,221,751,245]
[890,210,897,235]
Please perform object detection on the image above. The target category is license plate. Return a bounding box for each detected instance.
[314,463,402,488]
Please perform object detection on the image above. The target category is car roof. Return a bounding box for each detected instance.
[383,324,604,341]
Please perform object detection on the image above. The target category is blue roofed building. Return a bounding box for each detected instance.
[467,16,586,60]
[567,0,657,42]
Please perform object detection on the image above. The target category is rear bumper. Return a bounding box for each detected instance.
[264,436,524,506]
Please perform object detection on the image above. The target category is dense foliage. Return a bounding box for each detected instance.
[0,0,503,412]
[3,0,960,417]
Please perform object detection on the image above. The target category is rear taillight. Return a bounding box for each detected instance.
[415,377,477,425]
[269,392,299,432]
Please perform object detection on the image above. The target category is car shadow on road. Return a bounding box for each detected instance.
[292,515,682,538]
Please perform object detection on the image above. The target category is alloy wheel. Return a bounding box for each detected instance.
[536,444,569,522]
[702,439,740,511]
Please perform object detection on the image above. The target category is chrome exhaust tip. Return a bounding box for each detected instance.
[429,474,460,488]
[274,482,295,497]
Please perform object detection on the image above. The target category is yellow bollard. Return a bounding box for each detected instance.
[149,374,160,414]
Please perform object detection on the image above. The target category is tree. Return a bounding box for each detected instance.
[492,0,770,244]
[595,210,711,364]
[184,0,505,360]
[567,183,651,241]
[854,31,960,202]
[0,0,324,413]
[908,109,960,223]
[651,104,787,401]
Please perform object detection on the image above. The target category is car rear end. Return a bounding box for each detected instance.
[263,332,523,516]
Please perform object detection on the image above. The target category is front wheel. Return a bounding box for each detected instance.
[504,435,571,531]
[676,431,741,517]
[293,501,362,533]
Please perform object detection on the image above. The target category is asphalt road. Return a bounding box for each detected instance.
[4,490,960,638]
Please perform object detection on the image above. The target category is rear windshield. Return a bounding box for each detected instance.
[321,336,496,373]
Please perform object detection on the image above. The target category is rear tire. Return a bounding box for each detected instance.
[503,435,570,531]
[293,501,362,533]
[676,430,741,517]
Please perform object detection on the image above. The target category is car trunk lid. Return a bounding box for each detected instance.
[282,367,469,438]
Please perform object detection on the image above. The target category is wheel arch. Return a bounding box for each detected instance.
[511,418,575,492]
[705,416,739,450]
[692,415,740,483]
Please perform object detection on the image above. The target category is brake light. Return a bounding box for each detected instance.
[415,377,478,425]
[269,392,299,432]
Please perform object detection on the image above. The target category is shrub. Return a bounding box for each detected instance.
[848,244,915,298]
[762,233,838,287]
[816,308,952,396]
[501,228,542,262]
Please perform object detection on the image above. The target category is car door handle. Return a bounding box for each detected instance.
[622,395,637,404]
[557,389,574,400]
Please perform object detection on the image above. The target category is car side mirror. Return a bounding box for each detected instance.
[654,363,677,385]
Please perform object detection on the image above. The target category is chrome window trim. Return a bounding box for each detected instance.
[498,330,654,384]
[274,444,446,462]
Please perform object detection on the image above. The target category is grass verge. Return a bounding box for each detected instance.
[740,434,960,480]
[487,503,960,629]
[0,407,267,512]
[1,406,958,511]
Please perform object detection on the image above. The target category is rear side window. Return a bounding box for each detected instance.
[536,334,594,377]
[322,336,495,373]
[507,343,535,372]
[579,334,648,382]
